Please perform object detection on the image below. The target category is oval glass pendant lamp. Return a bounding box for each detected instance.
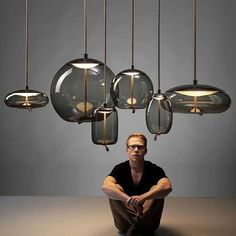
[146,0,172,141]
[92,0,118,151]
[165,0,231,115]
[111,0,153,113]
[5,0,48,111]
[50,0,115,123]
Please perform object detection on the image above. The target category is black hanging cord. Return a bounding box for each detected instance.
[84,0,88,58]
[157,0,161,93]
[193,0,197,86]
[131,0,134,69]
[104,0,107,105]
[25,0,29,90]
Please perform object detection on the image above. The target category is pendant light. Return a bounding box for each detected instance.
[146,0,172,141]
[111,0,153,113]
[4,0,48,111]
[165,0,231,115]
[92,0,118,151]
[50,0,115,123]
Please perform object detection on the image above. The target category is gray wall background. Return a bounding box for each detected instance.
[0,0,235,197]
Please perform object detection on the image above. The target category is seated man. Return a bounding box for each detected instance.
[102,133,172,236]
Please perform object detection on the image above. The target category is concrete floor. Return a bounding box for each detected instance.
[0,197,235,236]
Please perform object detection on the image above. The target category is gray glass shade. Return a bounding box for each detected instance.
[146,93,172,139]
[92,106,118,147]
[111,68,153,112]
[5,89,49,110]
[50,57,115,123]
[165,84,231,115]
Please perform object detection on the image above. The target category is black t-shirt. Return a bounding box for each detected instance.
[109,160,167,196]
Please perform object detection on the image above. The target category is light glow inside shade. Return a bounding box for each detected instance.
[175,90,218,97]
[190,106,201,113]
[71,62,99,69]
[127,97,137,105]
[22,96,31,106]
[123,71,140,76]
[5,91,39,98]
[98,110,113,115]
[76,102,93,112]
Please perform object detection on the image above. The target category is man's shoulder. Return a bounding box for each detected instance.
[108,161,129,179]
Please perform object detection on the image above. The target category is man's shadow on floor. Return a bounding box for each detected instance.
[155,226,183,236]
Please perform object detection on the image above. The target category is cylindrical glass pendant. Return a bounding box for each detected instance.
[5,88,49,110]
[51,57,115,123]
[111,68,153,112]
[92,106,118,146]
[146,93,172,139]
[165,84,231,115]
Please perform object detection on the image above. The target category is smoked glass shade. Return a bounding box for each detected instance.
[5,88,49,110]
[146,93,172,138]
[165,84,231,115]
[111,68,153,112]
[92,106,118,147]
[50,57,115,123]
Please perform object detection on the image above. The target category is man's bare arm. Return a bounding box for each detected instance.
[101,176,130,202]
[143,177,172,200]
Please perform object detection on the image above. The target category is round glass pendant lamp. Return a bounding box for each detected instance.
[111,0,153,113]
[92,0,118,151]
[146,0,172,140]
[51,56,114,123]
[50,0,114,123]
[165,0,231,115]
[166,83,231,115]
[5,88,48,111]
[4,0,48,111]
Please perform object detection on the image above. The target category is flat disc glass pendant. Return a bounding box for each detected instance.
[111,68,153,112]
[92,106,118,147]
[50,58,115,123]
[146,93,172,138]
[165,84,231,115]
[5,88,49,110]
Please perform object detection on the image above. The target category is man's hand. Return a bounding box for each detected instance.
[127,195,145,208]
[127,195,145,217]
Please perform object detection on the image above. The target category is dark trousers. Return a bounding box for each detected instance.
[109,198,164,233]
